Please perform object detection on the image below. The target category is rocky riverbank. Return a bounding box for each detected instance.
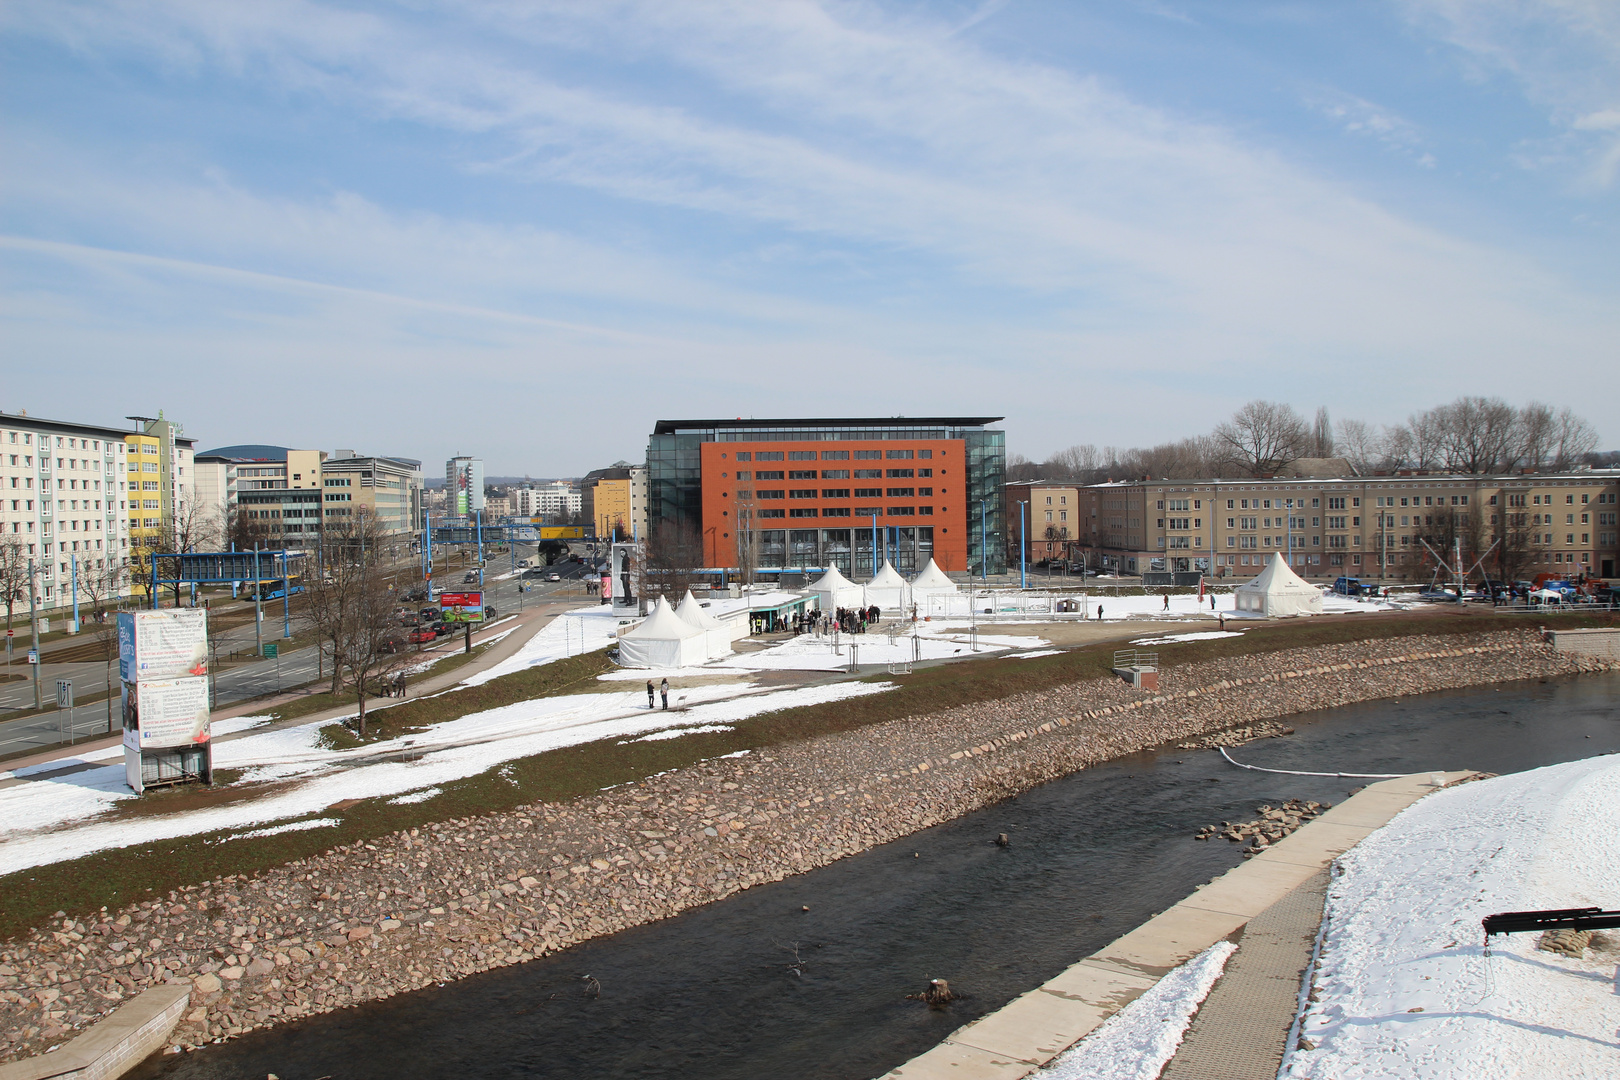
[0,628,1608,1061]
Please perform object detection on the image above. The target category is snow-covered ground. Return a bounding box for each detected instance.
[716,627,1044,672]
[462,604,627,686]
[0,677,894,876]
[1280,756,1620,1079]
[1044,942,1236,1080]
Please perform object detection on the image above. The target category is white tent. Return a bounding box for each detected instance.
[864,561,908,613]
[808,564,865,610]
[1233,552,1325,617]
[676,590,735,659]
[617,596,710,668]
[910,558,959,598]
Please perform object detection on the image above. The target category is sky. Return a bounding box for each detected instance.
[2,1,1616,475]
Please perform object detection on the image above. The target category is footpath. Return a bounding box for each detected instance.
[0,602,572,784]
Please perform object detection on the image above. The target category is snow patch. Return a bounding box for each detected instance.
[388,787,442,805]
[1044,941,1236,1079]
[629,724,735,742]
[224,817,340,842]
[1129,631,1245,644]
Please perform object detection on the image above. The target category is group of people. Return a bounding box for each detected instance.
[376,672,408,698]
[646,677,670,710]
[809,605,882,636]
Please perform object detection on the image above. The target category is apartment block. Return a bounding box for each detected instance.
[0,411,134,617]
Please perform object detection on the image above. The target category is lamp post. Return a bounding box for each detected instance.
[1018,500,1027,590]
[980,500,987,582]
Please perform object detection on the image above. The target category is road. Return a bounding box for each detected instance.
[0,542,596,760]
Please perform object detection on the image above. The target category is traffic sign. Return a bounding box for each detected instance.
[262,643,278,659]
[56,680,73,708]
[27,649,38,665]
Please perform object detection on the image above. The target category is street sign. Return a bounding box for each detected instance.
[27,649,38,665]
[56,679,73,708]
[262,643,278,659]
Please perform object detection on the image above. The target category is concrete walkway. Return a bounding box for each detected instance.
[881,770,1476,1080]
[0,601,573,784]
[1159,870,1328,1080]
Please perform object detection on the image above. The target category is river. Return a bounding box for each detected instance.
[129,671,1620,1080]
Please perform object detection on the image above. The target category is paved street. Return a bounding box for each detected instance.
[0,542,595,760]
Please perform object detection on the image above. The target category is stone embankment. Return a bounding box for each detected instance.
[0,629,1609,1062]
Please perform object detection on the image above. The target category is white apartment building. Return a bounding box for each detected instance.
[514,480,581,519]
[1,411,136,620]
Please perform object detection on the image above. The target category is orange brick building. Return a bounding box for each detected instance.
[646,418,1007,578]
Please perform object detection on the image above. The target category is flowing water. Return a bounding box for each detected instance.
[130,671,1620,1080]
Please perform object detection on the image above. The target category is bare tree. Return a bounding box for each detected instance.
[1334,419,1383,475]
[304,512,411,734]
[1213,401,1309,476]
[0,537,29,637]
[1311,407,1335,458]
[153,499,223,608]
[225,506,277,553]
[1435,396,1521,474]
[75,557,127,730]
[1004,453,1041,483]
[1550,407,1599,470]
[732,488,760,585]
[644,520,704,601]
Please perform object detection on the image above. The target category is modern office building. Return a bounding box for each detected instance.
[582,463,647,540]
[446,456,484,518]
[197,445,326,544]
[0,411,134,617]
[646,417,1006,577]
[1049,471,1620,582]
[323,453,424,539]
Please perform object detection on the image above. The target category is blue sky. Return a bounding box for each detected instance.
[2,0,1616,474]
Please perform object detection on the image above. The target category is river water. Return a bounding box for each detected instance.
[131,672,1620,1080]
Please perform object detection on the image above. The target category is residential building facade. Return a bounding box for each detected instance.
[514,480,582,519]
[125,417,197,598]
[323,454,424,540]
[1005,481,1086,564]
[583,464,646,541]
[0,412,134,617]
[1056,472,1620,582]
[647,417,1007,577]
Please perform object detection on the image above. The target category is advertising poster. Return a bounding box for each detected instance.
[439,591,485,623]
[124,677,212,749]
[610,542,641,611]
[118,609,209,682]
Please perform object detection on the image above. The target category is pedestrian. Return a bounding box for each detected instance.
[1210,594,1216,611]
[1097,604,1104,620]
[660,677,670,711]
[646,680,655,709]
[1163,592,1170,611]
[1218,613,1225,630]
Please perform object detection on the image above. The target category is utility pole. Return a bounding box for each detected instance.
[980,500,987,581]
[1019,500,1027,590]
[253,544,263,658]
[28,559,41,710]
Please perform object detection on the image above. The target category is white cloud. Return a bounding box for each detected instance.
[1303,88,1430,161]
[1399,0,1620,189]
[0,0,1616,461]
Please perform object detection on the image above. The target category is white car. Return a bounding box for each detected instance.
[548,572,562,582]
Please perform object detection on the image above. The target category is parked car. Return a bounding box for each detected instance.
[1416,587,1458,602]
[484,606,497,620]
[1332,576,1364,596]
[408,627,437,645]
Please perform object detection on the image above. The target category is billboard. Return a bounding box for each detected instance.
[610,542,641,612]
[118,610,209,682]
[440,591,485,623]
[528,524,587,539]
[122,676,211,751]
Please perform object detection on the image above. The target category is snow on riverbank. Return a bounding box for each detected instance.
[0,679,894,876]
[1281,755,1620,1079]
[1044,942,1236,1080]
[462,605,625,686]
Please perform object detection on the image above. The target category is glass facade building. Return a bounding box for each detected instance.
[647,417,1007,577]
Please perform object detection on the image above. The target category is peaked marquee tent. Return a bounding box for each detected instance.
[617,596,709,668]
[864,561,909,612]
[1233,552,1324,617]
[808,565,865,610]
[676,590,735,659]
[910,558,959,599]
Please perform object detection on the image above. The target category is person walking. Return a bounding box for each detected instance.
[646,680,655,709]
[660,677,670,710]
[1210,594,1216,611]
[1097,603,1104,620]
[1163,592,1170,611]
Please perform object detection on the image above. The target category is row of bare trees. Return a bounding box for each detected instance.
[1012,397,1606,482]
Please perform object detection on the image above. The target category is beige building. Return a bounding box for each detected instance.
[1064,472,1619,582]
[583,463,647,541]
[322,454,423,540]
[1005,481,1085,562]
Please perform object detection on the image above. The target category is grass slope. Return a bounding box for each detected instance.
[3,610,1612,940]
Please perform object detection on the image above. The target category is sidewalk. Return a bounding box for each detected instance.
[0,601,574,779]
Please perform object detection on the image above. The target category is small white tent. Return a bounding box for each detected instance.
[676,590,735,659]
[864,561,908,613]
[808,564,865,610]
[617,596,710,668]
[1233,552,1324,617]
[910,558,958,598]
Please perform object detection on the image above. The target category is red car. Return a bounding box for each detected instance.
[408,627,437,645]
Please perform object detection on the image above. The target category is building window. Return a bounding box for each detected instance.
[821,469,849,479]
[789,489,817,499]
[886,468,914,478]
[854,450,882,460]
[757,490,784,500]
[788,451,816,461]
[789,508,819,518]
[823,507,852,517]
[822,488,850,499]
[887,506,915,516]
[887,488,915,498]
[885,449,915,460]
[755,451,784,461]
[820,450,849,460]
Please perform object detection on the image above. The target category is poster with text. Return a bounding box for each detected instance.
[128,676,212,749]
[118,609,209,682]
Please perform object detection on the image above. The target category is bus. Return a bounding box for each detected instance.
[245,576,303,602]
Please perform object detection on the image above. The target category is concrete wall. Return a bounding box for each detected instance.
[0,985,188,1080]
[1549,627,1620,662]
